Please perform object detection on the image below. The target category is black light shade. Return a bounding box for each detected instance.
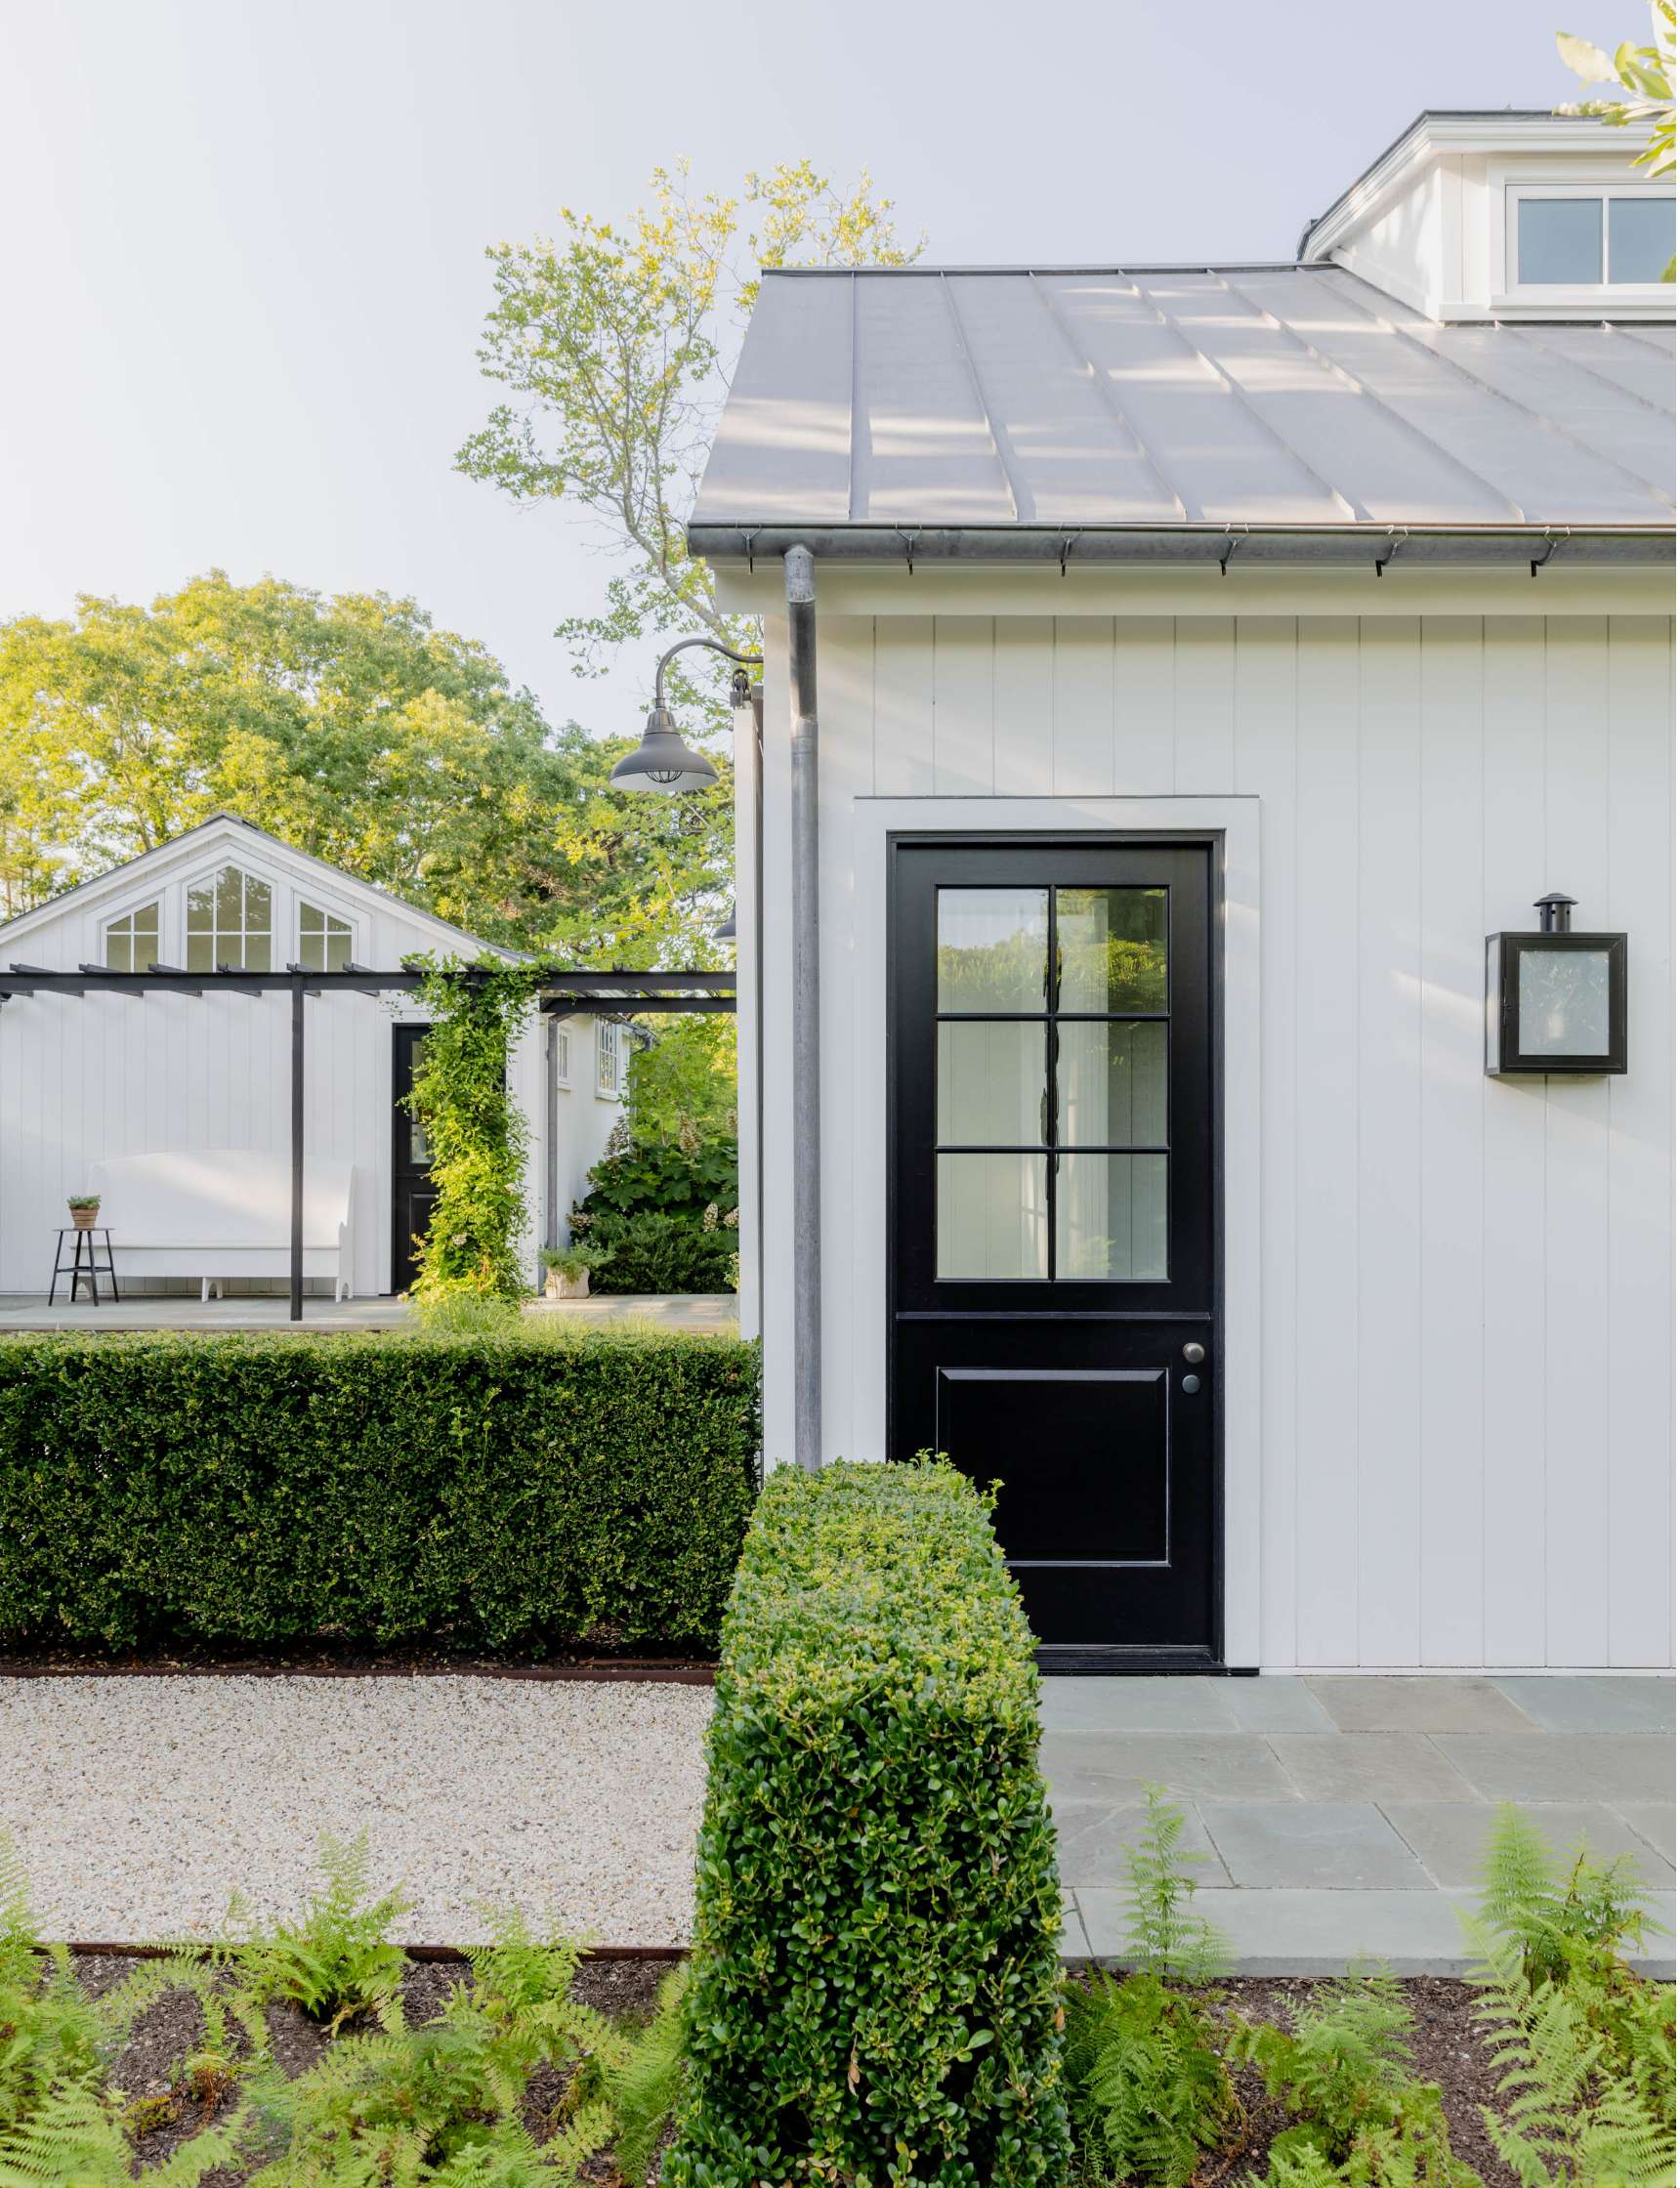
[609,706,720,795]
[1487,895,1627,1075]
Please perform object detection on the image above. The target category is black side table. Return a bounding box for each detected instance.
[49,1226,120,1305]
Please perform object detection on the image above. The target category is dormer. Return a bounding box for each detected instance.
[1299,110,1675,321]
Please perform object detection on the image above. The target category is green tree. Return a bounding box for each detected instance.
[0,573,732,959]
[456,159,920,738]
[1558,7,1676,208]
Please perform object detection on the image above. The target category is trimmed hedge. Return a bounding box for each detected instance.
[666,1459,1069,2188]
[0,1329,759,1653]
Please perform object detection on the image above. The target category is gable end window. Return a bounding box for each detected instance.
[555,1027,572,1086]
[298,901,353,972]
[187,864,272,972]
[1512,189,1675,286]
[105,901,160,973]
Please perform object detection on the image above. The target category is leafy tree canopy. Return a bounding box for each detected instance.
[0,572,730,962]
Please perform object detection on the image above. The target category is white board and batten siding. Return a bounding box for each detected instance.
[0,820,573,1297]
[741,600,1675,1673]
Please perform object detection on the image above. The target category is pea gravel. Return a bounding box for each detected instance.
[0,1674,714,1945]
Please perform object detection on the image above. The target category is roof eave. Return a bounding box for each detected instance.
[687,523,1675,569]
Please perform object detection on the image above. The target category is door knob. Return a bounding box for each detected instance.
[1182,1342,1205,1365]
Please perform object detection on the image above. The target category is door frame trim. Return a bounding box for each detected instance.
[848,796,1263,1668]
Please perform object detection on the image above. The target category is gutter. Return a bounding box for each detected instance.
[690,525,1673,570]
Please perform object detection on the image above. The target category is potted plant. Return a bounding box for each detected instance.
[66,1194,101,1232]
[542,1241,602,1301]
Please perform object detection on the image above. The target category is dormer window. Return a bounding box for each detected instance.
[1511,188,1675,288]
[105,901,159,973]
[187,864,272,972]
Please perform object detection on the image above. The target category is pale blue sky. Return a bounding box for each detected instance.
[0,0,1635,733]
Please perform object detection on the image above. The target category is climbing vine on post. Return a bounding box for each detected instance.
[401,955,547,1301]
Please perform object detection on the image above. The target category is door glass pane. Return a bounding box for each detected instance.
[1056,1154,1167,1280]
[937,889,1047,1012]
[1608,195,1675,281]
[1517,946,1611,1054]
[1517,196,1603,283]
[937,1154,1048,1279]
[1058,1021,1168,1146]
[1057,888,1167,1011]
[938,1022,1044,1145]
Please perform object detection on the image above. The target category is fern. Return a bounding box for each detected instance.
[1230,1965,1475,2188]
[238,1831,411,2033]
[1063,1969,1237,2187]
[1477,1803,1658,1991]
[1122,1784,1229,1982]
[0,2080,245,2187]
[1465,1912,1673,2188]
[590,1966,690,2186]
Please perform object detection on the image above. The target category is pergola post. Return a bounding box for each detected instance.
[289,970,304,1322]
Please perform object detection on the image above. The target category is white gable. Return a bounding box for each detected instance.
[1300,111,1675,322]
[0,815,513,973]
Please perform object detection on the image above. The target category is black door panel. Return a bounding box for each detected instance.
[391,1026,436,1296]
[888,839,1220,1666]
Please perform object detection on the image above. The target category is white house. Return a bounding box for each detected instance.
[692,110,1676,1673]
[0,815,629,1298]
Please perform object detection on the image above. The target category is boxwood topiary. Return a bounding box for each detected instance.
[665,1458,1070,2188]
[0,1328,759,1655]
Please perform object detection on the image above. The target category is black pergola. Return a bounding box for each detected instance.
[2,962,735,1320]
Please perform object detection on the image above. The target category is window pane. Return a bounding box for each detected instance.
[1517,946,1611,1055]
[187,885,212,932]
[299,905,322,935]
[187,933,214,972]
[322,925,350,972]
[1057,888,1167,1011]
[105,928,131,972]
[937,1153,1048,1279]
[1058,1021,1167,1146]
[1056,1154,1167,1280]
[215,864,242,926]
[1608,196,1675,281]
[937,889,1047,1012]
[1517,196,1603,283]
[300,931,325,972]
[133,904,158,942]
[243,875,271,933]
[937,1021,1044,1145]
[243,934,272,972]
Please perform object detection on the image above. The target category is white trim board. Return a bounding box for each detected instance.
[836,794,1263,1668]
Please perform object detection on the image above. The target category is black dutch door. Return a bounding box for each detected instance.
[391,1024,439,1296]
[888,840,1220,1668]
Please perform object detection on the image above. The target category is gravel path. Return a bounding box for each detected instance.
[0,1675,714,1945]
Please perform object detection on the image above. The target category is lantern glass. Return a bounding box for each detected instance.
[1516,945,1612,1056]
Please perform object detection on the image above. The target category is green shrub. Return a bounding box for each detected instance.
[585,1207,735,1293]
[665,1459,1069,2188]
[0,1329,760,1654]
[572,1132,737,1294]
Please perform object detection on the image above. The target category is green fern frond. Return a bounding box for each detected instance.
[596,1966,690,2185]
[238,1831,410,2032]
[0,2081,245,2187]
[1121,1784,1230,1981]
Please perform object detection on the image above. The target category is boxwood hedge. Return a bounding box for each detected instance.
[0,1329,759,1653]
[666,1458,1069,2188]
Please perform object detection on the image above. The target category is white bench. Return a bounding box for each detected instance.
[89,1152,357,1301]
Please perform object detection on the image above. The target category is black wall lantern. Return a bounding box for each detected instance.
[1486,895,1627,1076]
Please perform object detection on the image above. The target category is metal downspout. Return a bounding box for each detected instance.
[785,544,821,1471]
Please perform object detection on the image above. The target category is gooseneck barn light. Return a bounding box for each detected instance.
[1487,893,1628,1075]
[609,636,763,793]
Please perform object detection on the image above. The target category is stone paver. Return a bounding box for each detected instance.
[1201,1803,1430,1891]
[1052,1799,1230,1888]
[1494,1676,1676,1735]
[1432,1733,1676,1803]
[1306,1676,1534,1735]
[1269,1732,1478,1803]
[1041,1672,1676,1975]
[1038,1730,1295,1803]
[1382,1801,1675,1889]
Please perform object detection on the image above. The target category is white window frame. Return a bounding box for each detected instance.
[183,860,275,972]
[554,1024,572,1087]
[1499,180,1675,307]
[103,899,162,973]
[596,1020,622,1100]
[296,896,357,972]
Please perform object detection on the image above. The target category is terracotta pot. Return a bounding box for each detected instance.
[544,1268,590,1300]
[69,1205,100,1231]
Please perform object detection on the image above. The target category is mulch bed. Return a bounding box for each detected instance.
[71,1955,1534,2185]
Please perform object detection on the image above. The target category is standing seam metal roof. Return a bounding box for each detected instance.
[689,263,1675,542]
